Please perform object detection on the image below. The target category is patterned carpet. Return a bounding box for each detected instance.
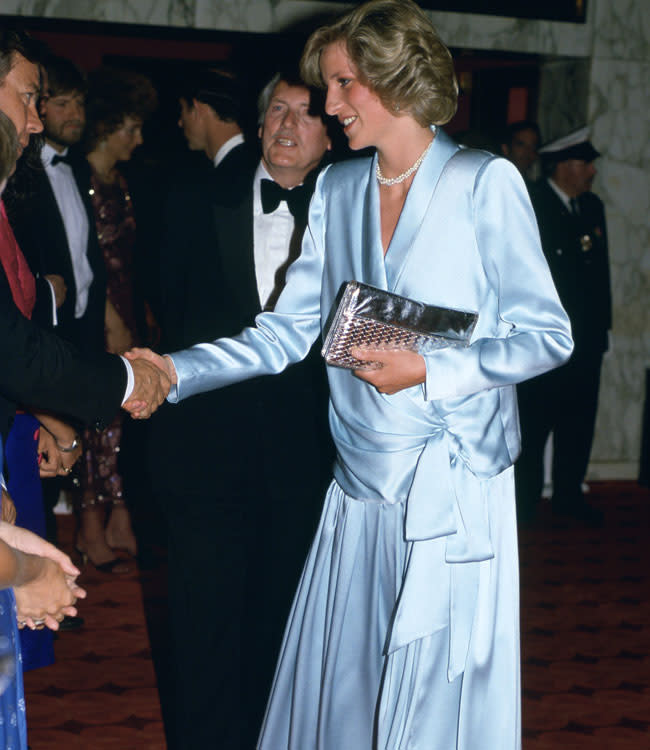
[520,481,650,749]
[21,481,649,749]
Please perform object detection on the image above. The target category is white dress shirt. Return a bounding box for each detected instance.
[213,132,245,169]
[547,178,573,212]
[42,143,93,319]
[252,162,298,311]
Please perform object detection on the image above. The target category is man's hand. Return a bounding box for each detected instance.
[122,355,172,419]
[125,347,177,384]
[350,347,426,395]
[44,274,67,308]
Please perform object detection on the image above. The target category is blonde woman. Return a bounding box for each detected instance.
[131,1,572,746]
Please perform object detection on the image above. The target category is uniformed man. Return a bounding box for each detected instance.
[515,127,611,525]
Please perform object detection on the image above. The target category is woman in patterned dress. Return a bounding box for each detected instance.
[75,68,157,572]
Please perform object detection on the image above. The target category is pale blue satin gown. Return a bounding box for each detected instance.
[168,129,573,749]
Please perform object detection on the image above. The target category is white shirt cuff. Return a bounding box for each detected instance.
[120,357,135,404]
[44,277,59,326]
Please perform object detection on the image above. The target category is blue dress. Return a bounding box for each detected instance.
[5,414,54,672]
[0,438,28,750]
[0,590,27,750]
[168,131,573,749]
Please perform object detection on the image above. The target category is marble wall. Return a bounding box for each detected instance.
[585,0,650,479]
[5,0,648,478]
[537,58,590,143]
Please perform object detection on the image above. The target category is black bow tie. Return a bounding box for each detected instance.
[260,179,310,221]
[51,152,72,167]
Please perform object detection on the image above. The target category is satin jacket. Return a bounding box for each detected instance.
[169,130,573,674]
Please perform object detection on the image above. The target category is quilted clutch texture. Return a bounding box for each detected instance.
[322,281,478,370]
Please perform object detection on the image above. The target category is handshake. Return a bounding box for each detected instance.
[121,348,177,419]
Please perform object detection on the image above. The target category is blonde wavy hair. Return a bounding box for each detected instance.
[300,0,458,128]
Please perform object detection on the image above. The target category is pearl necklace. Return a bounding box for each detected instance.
[375,137,434,187]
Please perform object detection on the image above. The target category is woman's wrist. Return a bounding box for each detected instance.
[55,435,80,453]
[40,423,79,452]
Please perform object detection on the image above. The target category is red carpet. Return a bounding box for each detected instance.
[22,481,649,749]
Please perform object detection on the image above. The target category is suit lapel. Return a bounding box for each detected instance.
[213,151,261,317]
[35,171,80,322]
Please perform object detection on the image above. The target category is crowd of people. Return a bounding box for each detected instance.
[0,0,611,748]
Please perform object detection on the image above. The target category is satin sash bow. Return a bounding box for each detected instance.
[387,425,498,681]
[334,409,508,682]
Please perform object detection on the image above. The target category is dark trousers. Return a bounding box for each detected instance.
[160,491,249,750]
[243,481,325,748]
[159,484,324,750]
[515,350,603,520]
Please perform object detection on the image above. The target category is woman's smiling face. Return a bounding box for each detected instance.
[320,41,395,152]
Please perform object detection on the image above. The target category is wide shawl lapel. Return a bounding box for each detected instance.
[213,155,262,325]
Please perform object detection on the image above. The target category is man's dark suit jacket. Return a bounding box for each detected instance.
[529,180,611,355]
[149,144,334,747]
[0,256,126,441]
[6,149,106,352]
[150,144,333,499]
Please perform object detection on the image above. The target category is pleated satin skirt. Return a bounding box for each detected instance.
[258,470,521,750]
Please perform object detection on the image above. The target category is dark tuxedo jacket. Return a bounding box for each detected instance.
[0,255,126,440]
[529,180,611,356]
[149,144,333,499]
[6,149,106,352]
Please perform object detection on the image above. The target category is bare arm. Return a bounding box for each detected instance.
[0,517,86,630]
[105,298,134,355]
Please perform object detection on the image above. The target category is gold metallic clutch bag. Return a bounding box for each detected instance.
[322,281,478,370]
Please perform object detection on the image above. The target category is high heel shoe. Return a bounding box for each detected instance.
[75,543,131,575]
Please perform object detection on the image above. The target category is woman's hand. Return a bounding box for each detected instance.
[14,556,81,630]
[350,347,426,395]
[37,427,62,477]
[0,523,86,630]
[35,414,82,477]
[1,488,16,525]
[124,348,178,385]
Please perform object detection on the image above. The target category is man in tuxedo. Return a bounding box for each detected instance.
[8,54,105,353]
[515,128,611,525]
[176,66,245,168]
[6,55,108,549]
[0,30,168,443]
[149,70,334,749]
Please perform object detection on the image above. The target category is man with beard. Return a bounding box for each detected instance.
[8,54,105,355]
[6,55,109,556]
